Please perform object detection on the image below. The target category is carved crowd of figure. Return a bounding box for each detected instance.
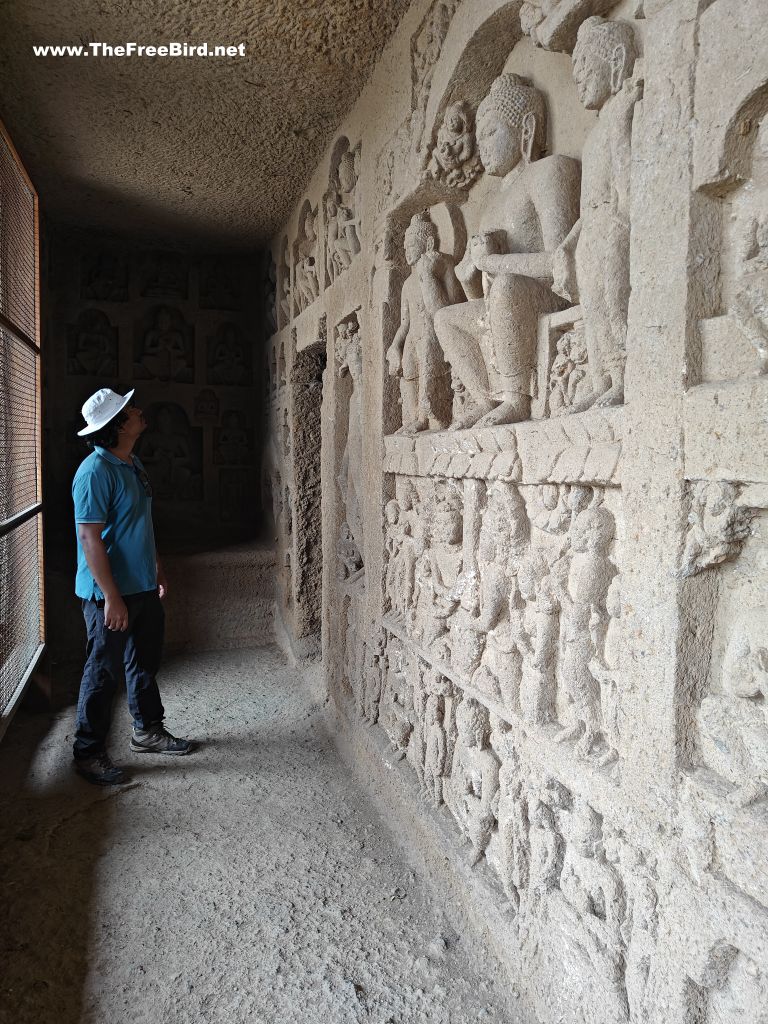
[384,477,622,766]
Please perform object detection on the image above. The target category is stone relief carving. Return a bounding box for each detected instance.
[264,254,277,335]
[214,410,251,465]
[139,403,202,501]
[410,0,463,165]
[278,238,291,329]
[547,321,592,416]
[698,604,768,807]
[714,115,768,377]
[199,259,242,311]
[140,251,189,299]
[208,322,251,386]
[434,74,581,428]
[325,140,362,286]
[135,305,194,383]
[386,211,465,433]
[552,17,641,411]
[80,249,129,302]
[335,315,364,576]
[66,308,118,376]
[293,202,320,314]
[446,697,500,865]
[678,482,754,578]
[424,102,483,189]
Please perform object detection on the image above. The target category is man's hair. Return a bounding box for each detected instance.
[84,408,130,451]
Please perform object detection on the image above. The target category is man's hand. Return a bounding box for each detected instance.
[104,594,129,631]
[157,564,169,601]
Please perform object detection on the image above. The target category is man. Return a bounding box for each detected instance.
[72,387,192,786]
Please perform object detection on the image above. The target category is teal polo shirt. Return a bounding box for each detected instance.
[72,446,158,599]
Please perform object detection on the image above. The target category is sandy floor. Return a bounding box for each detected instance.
[0,646,523,1024]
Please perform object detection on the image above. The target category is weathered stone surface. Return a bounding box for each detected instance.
[265,1,768,1021]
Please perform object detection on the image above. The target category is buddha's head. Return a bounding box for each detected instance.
[476,74,546,175]
[404,212,438,267]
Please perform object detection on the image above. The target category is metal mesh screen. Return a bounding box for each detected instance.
[0,132,37,342]
[0,514,42,711]
[0,326,39,521]
[0,123,42,721]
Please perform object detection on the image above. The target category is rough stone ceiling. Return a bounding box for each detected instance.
[0,0,411,250]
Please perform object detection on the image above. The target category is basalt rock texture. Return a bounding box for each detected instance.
[266,1,768,1021]
[0,0,411,247]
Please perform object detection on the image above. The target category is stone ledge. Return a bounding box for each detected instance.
[383,406,623,485]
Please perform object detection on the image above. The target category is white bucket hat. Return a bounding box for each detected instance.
[77,388,135,436]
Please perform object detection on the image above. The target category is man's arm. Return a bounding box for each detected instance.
[77,523,128,630]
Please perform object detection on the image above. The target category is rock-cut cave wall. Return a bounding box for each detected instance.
[263,1,768,1020]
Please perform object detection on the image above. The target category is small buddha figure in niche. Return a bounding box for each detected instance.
[386,211,464,432]
[295,206,320,311]
[327,151,361,281]
[433,74,580,428]
[140,306,192,383]
[553,16,641,410]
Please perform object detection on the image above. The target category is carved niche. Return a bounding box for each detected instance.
[134,305,194,384]
[66,308,118,376]
[80,248,129,302]
[140,251,189,300]
[139,402,203,501]
[324,139,362,287]
[207,322,252,386]
[335,313,364,578]
[293,200,320,315]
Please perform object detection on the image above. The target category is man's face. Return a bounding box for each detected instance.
[572,36,612,111]
[121,402,146,441]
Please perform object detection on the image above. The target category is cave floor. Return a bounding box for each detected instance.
[0,645,523,1024]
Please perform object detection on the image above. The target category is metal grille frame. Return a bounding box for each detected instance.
[0,118,44,739]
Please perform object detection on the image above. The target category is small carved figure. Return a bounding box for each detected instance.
[679,481,753,578]
[491,725,530,909]
[140,404,201,500]
[138,306,193,383]
[295,206,320,312]
[67,309,118,376]
[518,549,562,726]
[425,101,483,188]
[386,211,465,432]
[423,692,448,807]
[210,323,249,386]
[215,410,250,465]
[553,17,641,410]
[279,241,291,327]
[434,74,580,428]
[555,504,616,757]
[547,323,592,416]
[447,698,500,865]
[141,251,188,299]
[588,574,622,767]
[326,148,361,283]
[336,318,365,566]
[81,249,129,302]
[559,800,626,987]
[698,606,768,806]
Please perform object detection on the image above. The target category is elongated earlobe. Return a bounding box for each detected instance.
[522,112,536,162]
[611,43,627,94]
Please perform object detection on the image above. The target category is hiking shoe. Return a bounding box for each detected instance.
[74,752,130,786]
[131,725,193,755]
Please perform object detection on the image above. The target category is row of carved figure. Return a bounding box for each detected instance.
[67,306,251,386]
[384,14,767,432]
[277,140,362,325]
[356,636,656,1020]
[385,476,622,766]
[350,629,768,1021]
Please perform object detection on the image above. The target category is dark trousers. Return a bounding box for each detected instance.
[73,589,165,759]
